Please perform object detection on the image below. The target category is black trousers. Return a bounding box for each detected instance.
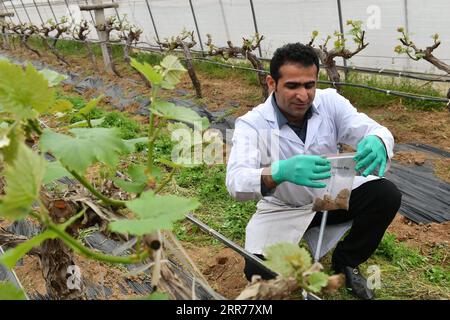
[243,179,402,281]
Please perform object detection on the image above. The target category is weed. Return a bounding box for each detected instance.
[100,111,143,139]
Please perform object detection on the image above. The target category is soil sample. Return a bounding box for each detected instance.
[312,188,351,211]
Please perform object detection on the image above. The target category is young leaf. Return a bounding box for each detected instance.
[0,125,22,165]
[113,179,147,194]
[306,272,329,293]
[49,99,73,113]
[0,230,57,269]
[108,191,199,236]
[159,55,186,86]
[78,95,104,116]
[152,100,209,130]
[40,128,128,175]
[39,69,68,87]
[130,58,163,85]
[43,160,73,184]
[0,61,55,119]
[0,143,46,220]
[114,165,162,194]
[263,243,312,278]
[123,137,147,153]
[0,282,27,300]
[68,117,105,128]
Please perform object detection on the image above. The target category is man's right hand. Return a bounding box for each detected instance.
[270,155,331,188]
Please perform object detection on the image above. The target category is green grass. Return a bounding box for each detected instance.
[174,164,256,245]
[192,57,264,87]
[318,72,446,111]
[321,232,450,300]
[100,111,143,139]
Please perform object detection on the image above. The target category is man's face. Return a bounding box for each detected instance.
[267,63,318,124]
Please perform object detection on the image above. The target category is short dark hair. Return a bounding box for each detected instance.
[270,43,320,83]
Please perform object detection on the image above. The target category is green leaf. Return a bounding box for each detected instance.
[43,160,73,184]
[0,230,57,269]
[0,282,27,300]
[0,61,55,119]
[0,143,46,220]
[40,128,128,175]
[49,99,73,113]
[156,158,183,169]
[108,191,199,236]
[263,243,312,278]
[152,100,209,130]
[159,55,186,86]
[0,125,22,165]
[146,292,169,300]
[78,95,104,116]
[114,179,147,194]
[39,69,68,87]
[130,58,163,85]
[0,125,12,149]
[114,165,162,194]
[123,137,147,153]
[306,272,329,293]
[160,80,176,90]
[68,117,105,128]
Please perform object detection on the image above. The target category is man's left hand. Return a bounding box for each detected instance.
[353,135,387,177]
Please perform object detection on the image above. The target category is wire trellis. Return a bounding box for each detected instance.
[0,0,448,104]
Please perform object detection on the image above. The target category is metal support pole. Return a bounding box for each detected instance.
[144,0,160,44]
[314,211,328,262]
[47,0,58,23]
[32,0,44,25]
[19,0,32,23]
[9,1,23,24]
[93,0,114,74]
[189,0,204,54]
[218,0,230,41]
[403,0,411,69]
[249,0,262,57]
[1,1,13,22]
[110,0,126,39]
[63,0,75,22]
[84,0,96,27]
[336,0,348,79]
[186,214,322,300]
[403,0,409,34]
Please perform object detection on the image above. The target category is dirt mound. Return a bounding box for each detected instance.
[388,214,450,255]
[183,244,248,299]
[393,151,429,166]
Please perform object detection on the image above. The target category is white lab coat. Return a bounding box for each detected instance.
[226,88,394,255]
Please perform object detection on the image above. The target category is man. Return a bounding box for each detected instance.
[226,43,402,300]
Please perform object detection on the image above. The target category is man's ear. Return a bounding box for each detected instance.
[266,75,276,93]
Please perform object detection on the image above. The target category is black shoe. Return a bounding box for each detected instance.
[333,264,375,300]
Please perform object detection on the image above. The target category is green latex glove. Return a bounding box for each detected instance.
[271,155,331,188]
[353,135,387,177]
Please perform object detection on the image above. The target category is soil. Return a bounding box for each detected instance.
[13,249,147,300]
[387,214,450,258]
[364,104,450,153]
[393,151,429,166]
[392,151,450,184]
[182,243,247,300]
[313,188,351,211]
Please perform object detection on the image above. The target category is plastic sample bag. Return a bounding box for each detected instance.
[312,153,356,212]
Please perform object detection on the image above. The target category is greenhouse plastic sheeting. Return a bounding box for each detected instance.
[3,0,450,74]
